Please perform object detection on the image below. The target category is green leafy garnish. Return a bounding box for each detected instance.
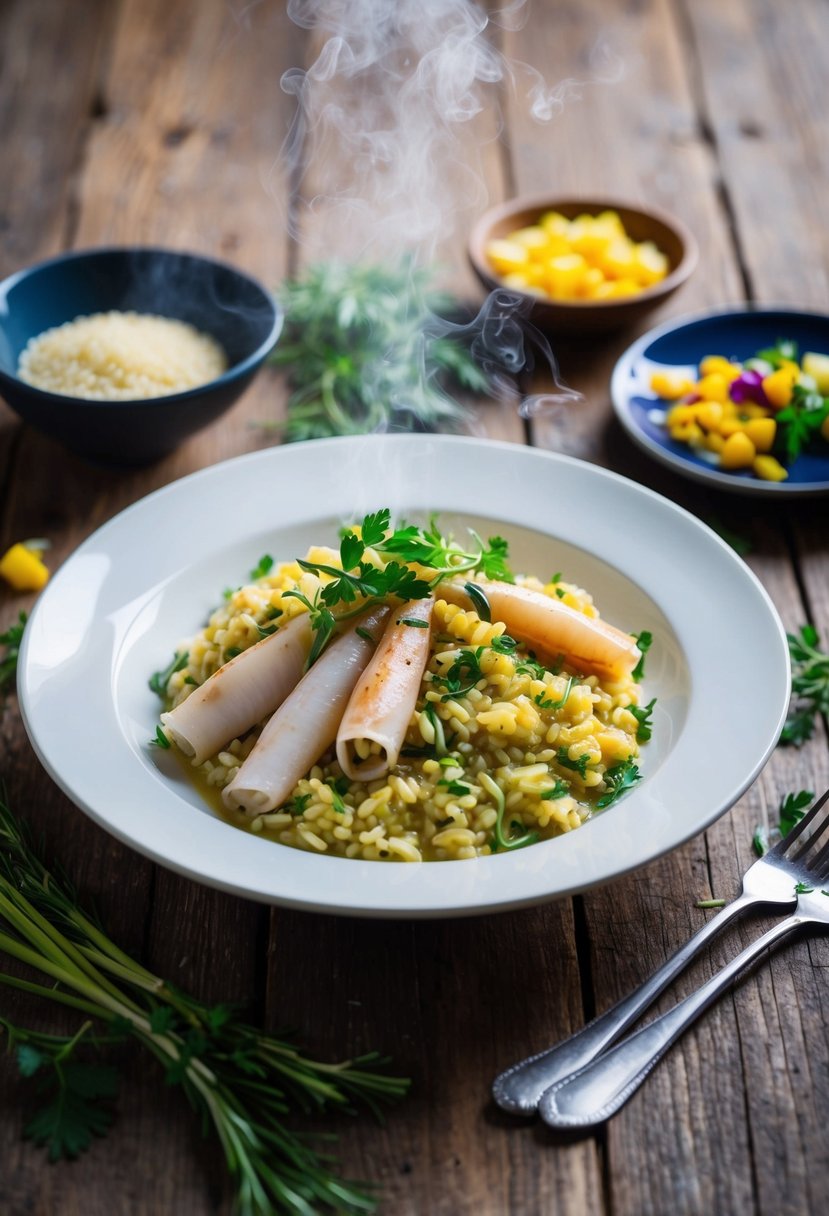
[556,749,590,779]
[439,647,485,701]
[397,617,429,629]
[775,384,829,464]
[779,789,813,836]
[596,759,642,808]
[478,773,538,852]
[756,338,798,369]
[0,611,27,691]
[489,633,518,655]
[149,651,188,698]
[630,697,657,743]
[631,632,652,682]
[0,796,409,1209]
[535,676,574,711]
[283,793,312,816]
[249,554,274,580]
[795,881,814,894]
[781,625,829,745]
[540,779,569,801]
[268,261,491,440]
[151,725,170,750]
[464,583,491,621]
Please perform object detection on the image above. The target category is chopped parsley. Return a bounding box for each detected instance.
[630,697,656,743]
[535,676,574,711]
[397,617,429,629]
[781,625,829,746]
[779,789,813,836]
[478,772,538,852]
[283,793,311,816]
[250,554,274,580]
[795,881,814,895]
[151,725,170,749]
[631,632,652,682]
[556,748,590,779]
[596,759,641,808]
[540,779,569,801]
[149,651,188,697]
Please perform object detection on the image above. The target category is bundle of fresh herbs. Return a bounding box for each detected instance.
[268,262,491,440]
[0,797,408,1214]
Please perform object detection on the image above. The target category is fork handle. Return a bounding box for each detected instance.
[538,914,802,1129]
[493,892,758,1113]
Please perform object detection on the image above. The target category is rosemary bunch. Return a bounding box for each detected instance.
[0,798,408,1214]
[268,261,491,440]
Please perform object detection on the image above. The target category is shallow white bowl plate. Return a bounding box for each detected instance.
[19,436,790,917]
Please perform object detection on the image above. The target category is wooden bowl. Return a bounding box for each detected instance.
[468,196,698,336]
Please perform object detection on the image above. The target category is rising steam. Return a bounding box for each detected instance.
[273,0,623,429]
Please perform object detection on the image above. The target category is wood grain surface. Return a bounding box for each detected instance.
[0,1,827,1214]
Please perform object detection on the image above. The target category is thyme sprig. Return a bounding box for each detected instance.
[0,798,408,1213]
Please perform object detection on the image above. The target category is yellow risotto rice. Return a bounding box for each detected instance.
[18,311,226,399]
[159,546,648,863]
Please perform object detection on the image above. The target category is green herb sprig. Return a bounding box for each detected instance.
[0,612,27,692]
[596,758,642,808]
[781,625,829,745]
[0,798,408,1213]
[268,262,491,441]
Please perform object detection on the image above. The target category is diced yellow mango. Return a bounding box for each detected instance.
[631,241,669,286]
[762,366,798,409]
[511,226,549,252]
[753,455,788,482]
[720,431,756,469]
[0,543,50,591]
[651,370,695,400]
[803,351,829,394]
[743,417,776,453]
[719,417,746,438]
[703,431,725,453]
[694,401,724,431]
[486,239,530,275]
[699,355,742,380]
[545,253,588,299]
[695,372,729,402]
[538,211,571,237]
[667,403,696,425]
[738,403,771,419]
[669,421,704,445]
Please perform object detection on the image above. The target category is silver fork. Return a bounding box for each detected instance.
[493,788,829,1116]
[539,788,829,1128]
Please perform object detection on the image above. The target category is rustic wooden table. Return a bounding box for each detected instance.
[2,1,828,1213]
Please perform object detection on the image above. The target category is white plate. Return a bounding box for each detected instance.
[18,436,790,918]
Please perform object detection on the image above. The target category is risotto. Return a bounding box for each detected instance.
[152,515,652,862]
[18,311,227,400]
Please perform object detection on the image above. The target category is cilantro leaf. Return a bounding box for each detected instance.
[631,631,652,681]
[250,554,274,580]
[149,651,188,698]
[630,697,657,743]
[596,758,641,808]
[359,509,390,548]
[779,789,814,837]
[781,625,829,745]
[24,1061,119,1161]
[556,748,591,779]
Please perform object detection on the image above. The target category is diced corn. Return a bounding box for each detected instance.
[485,239,530,275]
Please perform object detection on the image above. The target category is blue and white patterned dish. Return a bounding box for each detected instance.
[611,306,829,497]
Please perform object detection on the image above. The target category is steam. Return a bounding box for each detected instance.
[275,0,622,426]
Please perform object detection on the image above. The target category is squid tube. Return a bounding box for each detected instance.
[222,604,391,815]
[336,597,434,782]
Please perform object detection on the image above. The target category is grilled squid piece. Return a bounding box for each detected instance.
[440,578,640,682]
[336,597,434,782]
[222,604,391,815]
[161,613,312,765]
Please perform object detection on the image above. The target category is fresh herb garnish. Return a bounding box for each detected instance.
[0,611,27,691]
[756,338,798,369]
[540,779,569,801]
[478,772,538,852]
[397,617,429,629]
[283,793,312,816]
[464,582,491,621]
[535,676,574,711]
[268,261,491,440]
[696,898,727,909]
[325,780,348,814]
[149,651,188,697]
[631,631,652,681]
[556,748,591,779]
[779,789,814,836]
[256,622,280,638]
[515,656,548,680]
[489,633,518,655]
[151,725,170,749]
[250,554,274,580]
[596,758,642,808]
[795,881,814,894]
[0,797,408,1208]
[437,778,473,797]
[781,625,829,745]
[775,384,829,464]
[355,626,375,642]
[439,648,485,701]
[630,697,657,743]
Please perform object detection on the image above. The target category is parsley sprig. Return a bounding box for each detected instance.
[0,797,408,1210]
[0,611,27,692]
[775,384,829,464]
[781,625,829,745]
[596,758,642,808]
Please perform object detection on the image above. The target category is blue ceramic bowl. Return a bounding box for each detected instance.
[0,247,282,465]
[612,306,829,497]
